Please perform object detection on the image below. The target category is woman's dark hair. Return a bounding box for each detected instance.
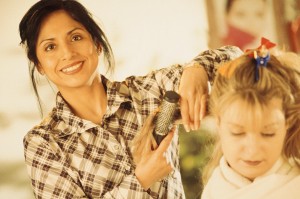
[225,0,235,13]
[19,0,114,115]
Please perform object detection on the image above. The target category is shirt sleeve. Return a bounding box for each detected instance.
[24,134,89,199]
[186,45,243,85]
[101,175,161,199]
[24,133,158,199]
[126,46,242,100]
[125,64,184,102]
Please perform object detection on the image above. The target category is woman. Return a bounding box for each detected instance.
[19,0,242,198]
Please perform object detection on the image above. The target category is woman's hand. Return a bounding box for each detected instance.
[179,65,208,132]
[134,130,174,190]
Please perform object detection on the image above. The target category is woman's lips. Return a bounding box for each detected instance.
[61,62,83,74]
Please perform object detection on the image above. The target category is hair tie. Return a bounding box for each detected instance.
[246,37,276,82]
[218,37,276,80]
[253,48,270,82]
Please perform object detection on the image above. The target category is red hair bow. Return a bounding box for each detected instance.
[218,37,276,80]
[246,37,276,58]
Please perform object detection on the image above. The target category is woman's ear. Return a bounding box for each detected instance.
[96,43,102,55]
[36,64,45,75]
[97,48,102,55]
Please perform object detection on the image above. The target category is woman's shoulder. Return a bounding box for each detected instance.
[24,109,58,142]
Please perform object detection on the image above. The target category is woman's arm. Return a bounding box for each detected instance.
[179,46,243,131]
[186,45,243,85]
[126,46,242,132]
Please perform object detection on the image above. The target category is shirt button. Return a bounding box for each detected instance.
[125,170,131,175]
[125,166,131,174]
[114,145,120,151]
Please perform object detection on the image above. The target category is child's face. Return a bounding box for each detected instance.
[217,97,286,180]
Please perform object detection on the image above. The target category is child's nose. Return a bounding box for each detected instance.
[243,134,261,157]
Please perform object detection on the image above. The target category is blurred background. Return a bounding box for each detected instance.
[0,0,299,198]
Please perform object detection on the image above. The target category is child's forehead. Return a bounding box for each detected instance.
[220,98,284,128]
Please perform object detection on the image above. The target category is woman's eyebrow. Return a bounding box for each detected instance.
[39,38,54,45]
[67,27,84,35]
[39,27,84,45]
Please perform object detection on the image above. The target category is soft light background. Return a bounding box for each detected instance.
[0,1,209,198]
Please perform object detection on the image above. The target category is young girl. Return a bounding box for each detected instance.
[19,0,242,198]
[201,40,300,199]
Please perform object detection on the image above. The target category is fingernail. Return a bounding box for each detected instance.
[166,157,170,165]
[200,111,205,120]
[184,124,190,132]
[195,123,199,130]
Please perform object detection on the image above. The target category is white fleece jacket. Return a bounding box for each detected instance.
[201,156,300,199]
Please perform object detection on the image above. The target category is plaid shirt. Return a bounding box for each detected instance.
[24,46,242,199]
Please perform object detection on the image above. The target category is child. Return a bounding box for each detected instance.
[201,39,300,199]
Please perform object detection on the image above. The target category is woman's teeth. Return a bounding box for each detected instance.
[62,63,81,73]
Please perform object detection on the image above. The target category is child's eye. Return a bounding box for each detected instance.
[261,132,275,137]
[45,44,55,52]
[231,132,245,136]
[72,35,82,41]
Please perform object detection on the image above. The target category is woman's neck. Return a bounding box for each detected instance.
[59,76,107,124]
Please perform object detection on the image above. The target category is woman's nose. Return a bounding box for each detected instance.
[60,42,76,60]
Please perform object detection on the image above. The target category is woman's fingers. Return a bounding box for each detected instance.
[193,94,201,130]
[180,91,203,131]
[159,129,175,169]
[157,129,175,154]
[178,65,209,132]
[180,97,191,132]
[200,94,207,121]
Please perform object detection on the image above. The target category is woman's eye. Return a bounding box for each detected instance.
[45,44,55,52]
[72,35,82,41]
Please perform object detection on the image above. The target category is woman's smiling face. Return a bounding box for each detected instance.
[36,10,100,90]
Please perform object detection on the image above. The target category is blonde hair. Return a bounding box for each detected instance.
[202,51,300,184]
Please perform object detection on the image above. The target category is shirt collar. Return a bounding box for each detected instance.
[101,75,132,116]
[53,75,132,136]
